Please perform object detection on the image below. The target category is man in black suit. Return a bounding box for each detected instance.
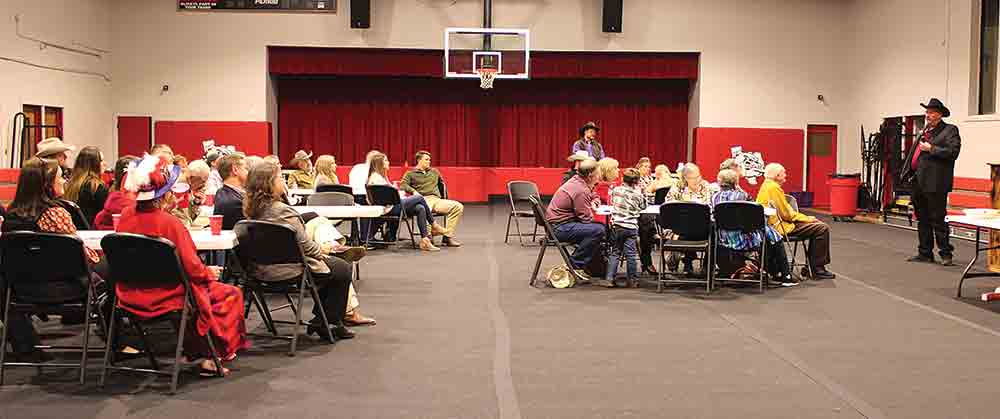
[213,153,249,230]
[901,98,962,266]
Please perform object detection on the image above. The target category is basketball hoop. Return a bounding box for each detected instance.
[477,67,497,90]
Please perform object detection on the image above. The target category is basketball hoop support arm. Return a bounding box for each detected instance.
[483,0,493,50]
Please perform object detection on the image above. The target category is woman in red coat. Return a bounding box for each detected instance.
[117,154,247,376]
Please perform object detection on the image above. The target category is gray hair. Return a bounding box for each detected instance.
[577,158,598,177]
[717,169,739,188]
[720,158,739,171]
[187,159,211,178]
[680,162,700,179]
[764,163,785,179]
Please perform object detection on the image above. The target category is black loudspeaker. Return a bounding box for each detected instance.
[602,0,623,33]
[350,0,370,29]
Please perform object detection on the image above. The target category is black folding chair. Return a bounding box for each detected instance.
[0,232,96,385]
[713,202,767,293]
[781,194,813,279]
[234,220,335,357]
[432,178,449,243]
[306,192,362,283]
[99,233,224,394]
[316,184,354,195]
[527,196,587,287]
[656,202,714,293]
[366,184,418,248]
[653,188,671,205]
[505,181,540,245]
[57,199,92,230]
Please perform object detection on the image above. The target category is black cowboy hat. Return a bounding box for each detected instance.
[579,121,600,137]
[920,98,951,118]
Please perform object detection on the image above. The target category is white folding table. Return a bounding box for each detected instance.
[944,214,1000,298]
[76,230,237,251]
[294,205,384,219]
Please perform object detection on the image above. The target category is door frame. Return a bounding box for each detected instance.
[804,123,839,204]
[115,114,154,159]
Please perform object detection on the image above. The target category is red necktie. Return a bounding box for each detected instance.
[911,127,932,170]
[910,145,922,170]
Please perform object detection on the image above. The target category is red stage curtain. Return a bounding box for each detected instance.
[278,78,689,167]
[268,47,699,80]
[488,79,689,168]
[279,78,485,166]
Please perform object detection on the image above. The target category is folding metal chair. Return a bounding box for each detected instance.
[713,202,767,293]
[99,233,225,394]
[366,184,419,248]
[316,184,354,195]
[234,220,336,357]
[653,188,671,205]
[306,192,363,283]
[0,232,97,385]
[527,196,587,287]
[656,202,714,293]
[57,199,92,230]
[781,194,813,279]
[505,181,540,245]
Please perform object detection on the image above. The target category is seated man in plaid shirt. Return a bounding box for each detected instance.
[605,168,647,288]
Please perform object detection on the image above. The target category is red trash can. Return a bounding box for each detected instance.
[828,174,861,221]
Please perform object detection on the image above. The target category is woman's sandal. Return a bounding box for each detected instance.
[197,360,230,378]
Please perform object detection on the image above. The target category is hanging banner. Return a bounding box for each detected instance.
[178,0,336,12]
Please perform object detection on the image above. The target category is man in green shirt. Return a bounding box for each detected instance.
[400,151,463,247]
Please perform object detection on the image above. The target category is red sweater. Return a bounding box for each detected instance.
[93,191,135,230]
[115,206,219,337]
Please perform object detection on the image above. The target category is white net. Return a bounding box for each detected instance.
[477,69,497,90]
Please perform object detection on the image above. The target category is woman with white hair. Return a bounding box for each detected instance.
[666,163,715,204]
[711,169,793,285]
[665,163,716,274]
[756,163,834,279]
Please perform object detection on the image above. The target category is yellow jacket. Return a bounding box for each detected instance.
[287,170,315,189]
[755,179,811,236]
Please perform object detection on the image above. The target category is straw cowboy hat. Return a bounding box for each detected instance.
[35,137,75,158]
[920,98,951,118]
[579,121,601,137]
[289,150,313,167]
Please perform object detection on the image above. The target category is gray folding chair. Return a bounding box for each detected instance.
[505,181,540,246]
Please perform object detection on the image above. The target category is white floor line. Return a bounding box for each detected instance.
[487,239,523,419]
[831,270,1000,339]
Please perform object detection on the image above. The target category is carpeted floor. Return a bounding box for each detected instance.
[2,204,999,419]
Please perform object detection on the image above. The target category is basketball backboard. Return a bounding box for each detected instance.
[444,27,530,82]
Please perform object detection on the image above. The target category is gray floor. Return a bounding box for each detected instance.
[2,204,1000,419]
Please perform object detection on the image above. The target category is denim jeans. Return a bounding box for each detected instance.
[606,227,639,281]
[552,222,605,269]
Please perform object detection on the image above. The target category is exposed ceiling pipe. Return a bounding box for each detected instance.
[14,14,104,59]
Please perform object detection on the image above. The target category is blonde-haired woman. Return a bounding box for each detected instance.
[314,154,339,186]
[593,158,620,224]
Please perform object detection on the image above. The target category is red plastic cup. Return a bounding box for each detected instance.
[112,214,122,231]
[209,215,223,235]
[204,194,215,206]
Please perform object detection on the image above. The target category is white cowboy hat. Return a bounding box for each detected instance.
[35,137,75,158]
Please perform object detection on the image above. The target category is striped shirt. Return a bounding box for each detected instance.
[610,184,647,230]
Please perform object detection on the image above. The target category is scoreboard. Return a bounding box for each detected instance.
[178,0,336,12]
